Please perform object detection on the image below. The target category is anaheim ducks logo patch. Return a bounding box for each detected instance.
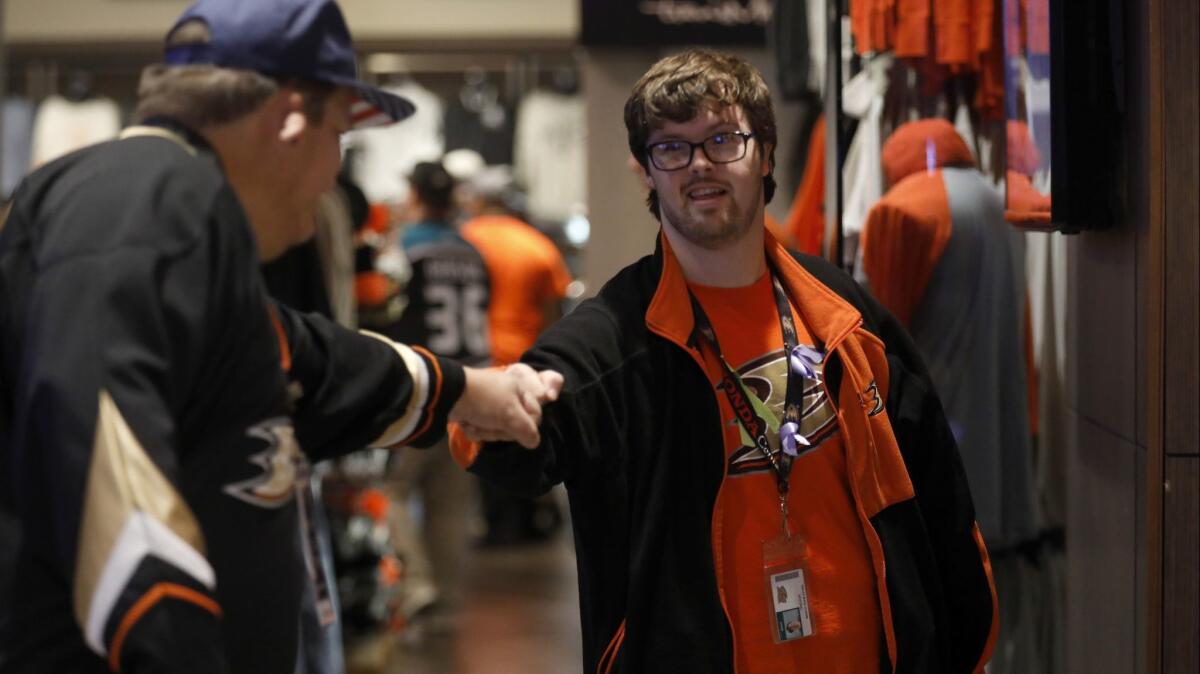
[860,380,885,417]
[727,349,838,478]
[224,418,308,508]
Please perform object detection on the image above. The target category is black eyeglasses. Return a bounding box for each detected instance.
[644,131,756,171]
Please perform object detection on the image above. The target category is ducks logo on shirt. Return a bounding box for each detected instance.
[726,349,838,477]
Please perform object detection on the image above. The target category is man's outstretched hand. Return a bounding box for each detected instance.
[449,364,564,449]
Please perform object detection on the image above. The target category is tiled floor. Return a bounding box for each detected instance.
[381,535,583,674]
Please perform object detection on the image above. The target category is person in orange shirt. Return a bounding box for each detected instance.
[459,169,575,545]
[460,168,574,366]
[452,49,997,673]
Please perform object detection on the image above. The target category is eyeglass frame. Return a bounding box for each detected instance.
[643,131,757,171]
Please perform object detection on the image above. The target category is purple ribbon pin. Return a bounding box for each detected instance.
[780,421,810,457]
[788,344,824,379]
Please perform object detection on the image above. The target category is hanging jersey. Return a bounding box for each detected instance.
[689,272,883,674]
[862,120,1040,548]
[30,95,121,168]
[513,90,586,222]
[387,222,491,366]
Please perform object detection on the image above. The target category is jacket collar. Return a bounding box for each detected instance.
[645,227,862,352]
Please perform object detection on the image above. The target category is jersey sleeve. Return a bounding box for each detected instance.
[273,304,466,459]
[12,243,227,672]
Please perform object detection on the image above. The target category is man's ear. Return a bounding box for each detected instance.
[278,91,309,143]
[760,143,774,177]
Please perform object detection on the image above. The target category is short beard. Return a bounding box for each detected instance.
[658,187,762,251]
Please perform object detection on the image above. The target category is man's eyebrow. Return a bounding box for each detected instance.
[648,121,739,144]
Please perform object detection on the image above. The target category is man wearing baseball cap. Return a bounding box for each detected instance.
[0,1,561,672]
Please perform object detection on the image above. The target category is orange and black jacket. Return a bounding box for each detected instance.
[461,231,997,673]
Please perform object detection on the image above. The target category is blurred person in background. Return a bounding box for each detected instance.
[381,160,491,640]
[460,166,575,546]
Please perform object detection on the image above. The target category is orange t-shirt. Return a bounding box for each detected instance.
[689,272,884,674]
[460,215,573,365]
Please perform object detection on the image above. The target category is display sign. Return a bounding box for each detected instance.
[580,0,772,47]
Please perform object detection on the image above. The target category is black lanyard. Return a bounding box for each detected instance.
[688,271,807,501]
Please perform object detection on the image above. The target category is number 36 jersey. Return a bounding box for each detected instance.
[386,222,492,366]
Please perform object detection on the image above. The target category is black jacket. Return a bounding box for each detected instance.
[0,127,462,673]
[464,232,997,674]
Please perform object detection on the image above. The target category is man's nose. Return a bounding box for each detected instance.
[689,147,714,173]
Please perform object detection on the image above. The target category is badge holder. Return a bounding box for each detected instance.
[762,494,815,643]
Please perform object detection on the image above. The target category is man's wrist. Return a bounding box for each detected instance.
[428,351,467,428]
[404,347,465,448]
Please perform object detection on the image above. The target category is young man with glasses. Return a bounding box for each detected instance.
[455,49,997,673]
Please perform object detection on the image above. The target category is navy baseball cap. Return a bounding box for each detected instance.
[164,0,414,129]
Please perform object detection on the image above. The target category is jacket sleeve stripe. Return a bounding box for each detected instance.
[268,303,293,373]
[399,345,444,445]
[596,619,626,674]
[358,331,430,446]
[78,391,214,656]
[107,582,222,671]
[971,523,1000,673]
[85,510,217,654]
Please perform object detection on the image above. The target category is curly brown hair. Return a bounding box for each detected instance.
[624,49,777,219]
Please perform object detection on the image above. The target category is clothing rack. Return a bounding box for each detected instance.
[362,49,581,104]
[4,43,157,103]
[364,51,578,75]
[3,44,582,103]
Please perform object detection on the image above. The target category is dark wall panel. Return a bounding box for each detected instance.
[1131,0,1152,451]
[1163,457,1199,674]
[1068,414,1140,673]
[1069,230,1139,443]
[1163,0,1199,457]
